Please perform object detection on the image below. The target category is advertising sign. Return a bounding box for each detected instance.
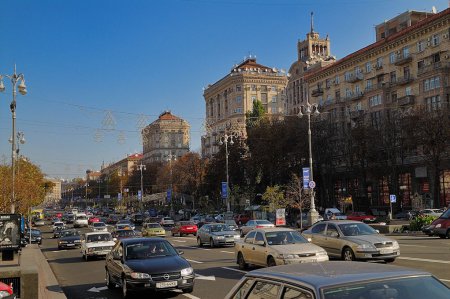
[302,168,310,189]
[0,214,21,250]
[275,208,286,226]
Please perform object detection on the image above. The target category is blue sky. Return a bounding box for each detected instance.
[0,0,447,179]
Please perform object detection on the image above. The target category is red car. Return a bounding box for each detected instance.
[88,216,100,225]
[171,221,198,237]
[234,214,250,225]
[346,212,377,222]
[0,281,15,299]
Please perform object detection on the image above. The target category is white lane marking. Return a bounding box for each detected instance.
[195,274,216,281]
[221,267,248,274]
[441,279,450,282]
[183,246,211,251]
[398,257,450,264]
[183,294,201,299]
[51,250,67,253]
[400,244,429,248]
[220,250,234,254]
[186,259,203,264]
[173,240,187,243]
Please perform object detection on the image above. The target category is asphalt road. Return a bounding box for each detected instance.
[36,225,450,299]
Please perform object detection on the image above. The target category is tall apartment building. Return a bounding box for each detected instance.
[44,178,62,203]
[202,57,288,157]
[141,111,190,163]
[287,8,450,208]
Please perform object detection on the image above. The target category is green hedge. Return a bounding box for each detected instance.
[409,215,437,231]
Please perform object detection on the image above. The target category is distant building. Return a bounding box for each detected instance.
[100,153,143,177]
[44,178,62,204]
[141,111,190,163]
[202,57,288,157]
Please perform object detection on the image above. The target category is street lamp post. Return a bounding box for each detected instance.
[0,66,27,214]
[298,92,320,226]
[218,131,236,212]
[138,163,146,212]
[166,154,177,215]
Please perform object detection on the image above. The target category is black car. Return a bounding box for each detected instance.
[132,214,144,225]
[53,226,66,238]
[57,229,81,249]
[105,238,194,298]
[23,229,42,245]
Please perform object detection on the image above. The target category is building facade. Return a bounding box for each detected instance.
[44,178,62,204]
[100,153,143,177]
[287,8,450,209]
[141,111,190,163]
[202,57,288,157]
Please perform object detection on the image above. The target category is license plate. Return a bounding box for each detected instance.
[380,249,393,254]
[156,281,177,288]
[67,243,75,246]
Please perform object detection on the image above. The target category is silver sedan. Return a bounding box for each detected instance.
[240,220,274,237]
[197,223,240,247]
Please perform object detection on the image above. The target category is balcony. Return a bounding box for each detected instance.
[345,91,364,101]
[394,53,413,66]
[311,87,324,97]
[418,62,450,76]
[374,64,383,71]
[350,110,365,119]
[345,73,364,83]
[397,95,415,106]
[396,75,414,85]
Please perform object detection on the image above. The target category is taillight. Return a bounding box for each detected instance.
[256,225,264,228]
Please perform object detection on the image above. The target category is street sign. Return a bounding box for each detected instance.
[302,168,310,189]
[138,190,142,200]
[390,194,397,203]
[308,180,316,189]
[167,189,172,202]
[104,195,110,199]
[245,199,250,204]
[221,182,228,199]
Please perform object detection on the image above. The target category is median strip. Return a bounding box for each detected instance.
[220,250,234,254]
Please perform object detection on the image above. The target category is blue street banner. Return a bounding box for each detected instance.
[138,190,142,200]
[302,168,310,189]
[167,189,172,202]
[221,182,228,199]
[390,194,397,203]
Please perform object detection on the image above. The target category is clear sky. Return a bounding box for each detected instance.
[0,0,447,180]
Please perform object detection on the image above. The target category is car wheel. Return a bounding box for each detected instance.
[209,238,215,248]
[237,252,248,270]
[342,247,355,261]
[122,277,129,298]
[197,237,203,247]
[180,233,183,237]
[438,234,446,239]
[182,287,194,293]
[385,258,396,263]
[84,252,89,262]
[267,256,276,267]
[106,270,115,289]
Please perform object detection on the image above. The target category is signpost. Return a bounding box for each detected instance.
[308,180,316,189]
[389,194,396,220]
[302,168,310,189]
[167,189,172,202]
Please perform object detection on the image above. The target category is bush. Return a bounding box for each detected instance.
[409,215,437,231]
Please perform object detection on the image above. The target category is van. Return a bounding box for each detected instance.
[74,213,89,228]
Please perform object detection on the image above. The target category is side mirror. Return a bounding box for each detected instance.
[375,230,380,234]
[254,240,265,246]
[178,250,184,255]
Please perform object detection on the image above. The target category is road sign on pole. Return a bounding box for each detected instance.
[302,168,310,189]
[138,190,142,200]
[167,189,172,202]
[390,194,396,203]
[308,180,316,189]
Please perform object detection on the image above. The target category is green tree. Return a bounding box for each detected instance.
[262,185,287,211]
[245,99,265,128]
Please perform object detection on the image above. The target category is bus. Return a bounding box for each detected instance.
[31,208,44,220]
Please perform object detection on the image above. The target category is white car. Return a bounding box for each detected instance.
[74,213,89,228]
[52,221,65,232]
[81,232,115,261]
[160,217,175,226]
[90,222,107,232]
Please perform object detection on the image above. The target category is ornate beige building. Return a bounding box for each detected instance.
[202,57,288,157]
[141,111,190,163]
[100,153,143,177]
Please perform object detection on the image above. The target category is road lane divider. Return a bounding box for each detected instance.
[173,240,187,243]
[183,294,201,299]
[180,246,211,251]
[397,257,450,264]
[186,259,203,264]
[220,250,234,254]
[221,266,248,274]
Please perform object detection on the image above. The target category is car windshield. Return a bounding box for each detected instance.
[338,223,377,236]
[31,230,41,236]
[265,231,308,245]
[61,230,79,237]
[125,241,177,259]
[93,222,105,227]
[146,223,162,228]
[439,209,450,219]
[210,225,231,232]
[117,230,136,237]
[86,234,112,242]
[255,220,272,225]
[55,222,64,226]
[323,275,450,299]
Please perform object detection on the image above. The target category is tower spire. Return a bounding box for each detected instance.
[310,11,314,34]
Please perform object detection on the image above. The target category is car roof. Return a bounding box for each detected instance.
[245,261,431,289]
[121,237,165,245]
[253,227,295,233]
[316,220,363,225]
[85,231,111,236]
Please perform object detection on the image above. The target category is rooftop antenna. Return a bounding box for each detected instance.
[431,6,437,13]
[310,11,315,34]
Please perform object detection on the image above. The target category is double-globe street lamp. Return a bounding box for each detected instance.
[0,66,28,213]
[218,131,237,212]
[298,95,320,226]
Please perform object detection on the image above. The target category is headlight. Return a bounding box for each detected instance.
[234,235,240,239]
[180,267,193,276]
[0,290,12,297]
[392,241,399,248]
[74,240,81,243]
[277,254,297,259]
[435,224,441,228]
[59,241,67,244]
[130,272,150,279]
[356,244,376,251]
[214,236,224,239]
[317,251,328,256]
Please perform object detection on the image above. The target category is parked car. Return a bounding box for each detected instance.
[346,212,377,223]
[171,221,198,237]
[111,229,139,242]
[142,223,166,238]
[197,223,240,247]
[423,208,450,238]
[240,220,274,237]
[235,228,328,269]
[90,222,108,232]
[57,229,81,250]
[302,220,400,263]
[105,238,195,296]
[81,232,115,261]
[224,261,450,299]
[23,229,42,245]
[420,209,444,218]
[88,216,101,225]
[0,281,15,299]
[324,208,347,220]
